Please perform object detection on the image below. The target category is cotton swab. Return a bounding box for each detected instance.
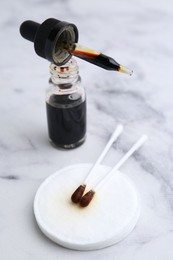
[71,124,124,203]
[79,134,148,207]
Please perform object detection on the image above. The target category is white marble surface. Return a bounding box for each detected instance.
[1,0,173,259]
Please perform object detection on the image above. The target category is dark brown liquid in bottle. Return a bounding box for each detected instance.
[46,93,86,148]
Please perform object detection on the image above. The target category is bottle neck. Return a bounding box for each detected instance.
[49,58,80,87]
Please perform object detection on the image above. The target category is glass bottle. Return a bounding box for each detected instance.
[46,58,86,149]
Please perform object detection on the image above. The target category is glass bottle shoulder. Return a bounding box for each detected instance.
[46,78,85,109]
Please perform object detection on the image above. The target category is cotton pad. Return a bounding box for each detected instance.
[34,163,140,250]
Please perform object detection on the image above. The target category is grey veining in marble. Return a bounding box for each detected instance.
[1,0,173,259]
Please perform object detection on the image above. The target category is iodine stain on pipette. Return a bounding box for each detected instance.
[63,42,133,76]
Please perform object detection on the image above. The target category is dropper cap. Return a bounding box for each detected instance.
[20,18,78,66]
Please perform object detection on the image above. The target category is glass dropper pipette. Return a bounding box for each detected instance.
[63,42,133,76]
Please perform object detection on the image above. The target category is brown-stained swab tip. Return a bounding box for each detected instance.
[71,184,86,203]
[80,190,95,207]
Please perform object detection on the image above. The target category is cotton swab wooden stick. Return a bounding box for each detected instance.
[80,134,148,207]
[71,124,124,203]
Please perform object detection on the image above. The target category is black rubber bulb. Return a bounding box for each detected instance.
[20,18,78,66]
